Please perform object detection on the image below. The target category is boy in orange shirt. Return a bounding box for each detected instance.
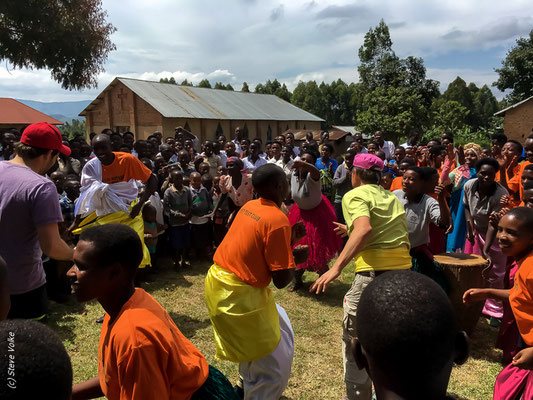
[205,163,307,399]
[69,224,238,400]
[463,207,533,399]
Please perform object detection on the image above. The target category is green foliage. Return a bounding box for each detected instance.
[241,82,250,92]
[59,119,86,140]
[494,29,533,103]
[197,79,212,88]
[180,79,193,86]
[254,79,291,101]
[160,77,177,84]
[357,19,439,107]
[356,86,427,141]
[430,99,469,134]
[213,82,234,91]
[0,0,116,90]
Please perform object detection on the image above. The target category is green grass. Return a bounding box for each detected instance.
[48,258,503,399]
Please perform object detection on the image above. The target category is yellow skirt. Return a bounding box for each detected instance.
[72,209,151,268]
[205,264,281,363]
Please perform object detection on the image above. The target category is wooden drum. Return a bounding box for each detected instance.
[434,253,488,336]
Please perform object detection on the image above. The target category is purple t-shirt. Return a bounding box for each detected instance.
[0,162,63,295]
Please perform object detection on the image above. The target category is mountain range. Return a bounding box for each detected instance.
[16,99,91,123]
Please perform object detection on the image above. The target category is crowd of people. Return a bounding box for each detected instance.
[1,121,533,400]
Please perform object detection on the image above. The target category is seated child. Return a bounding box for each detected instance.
[0,319,73,400]
[354,270,468,400]
[69,224,238,400]
[142,203,166,269]
[464,207,533,399]
[163,170,192,269]
[190,171,214,259]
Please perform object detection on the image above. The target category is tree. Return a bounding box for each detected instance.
[225,83,234,91]
[494,29,533,103]
[0,0,116,90]
[59,119,87,140]
[357,20,439,106]
[431,99,469,134]
[197,79,211,88]
[180,79,193,86]
[241,82,250,92]
[160,77,177,84]
[291,81,326,124]
[356,86,427,141]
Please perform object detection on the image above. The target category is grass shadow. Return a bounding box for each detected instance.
[289,279,351,308]
[466,320,504,365]
[446,393,470,400]
[46,297,88,343]
[167,312,211,338]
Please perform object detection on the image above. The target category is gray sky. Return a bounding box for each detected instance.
[1,0,532,102]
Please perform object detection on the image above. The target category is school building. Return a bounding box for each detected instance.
[494,95,533,141]
[80,77,323,142]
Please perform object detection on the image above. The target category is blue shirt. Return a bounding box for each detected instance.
[315,157,338,174]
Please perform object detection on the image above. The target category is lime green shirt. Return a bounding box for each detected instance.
[342,184,410,251]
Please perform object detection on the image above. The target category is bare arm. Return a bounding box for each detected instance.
[310,216,372,294]
[72,377,103,400]
[463,287,510,305]
[37,223,74,261]
[130,174,158,218]
[435,185,451,231]
[292,160,320,180]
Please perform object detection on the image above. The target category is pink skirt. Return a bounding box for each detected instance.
[288,195,342,273]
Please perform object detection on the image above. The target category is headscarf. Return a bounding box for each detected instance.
[463,142,482,157]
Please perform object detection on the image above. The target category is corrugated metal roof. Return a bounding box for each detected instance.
[494,95,533,116]
[80,77,324,122]
[0,98,63,125]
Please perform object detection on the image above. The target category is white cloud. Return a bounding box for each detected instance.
[0,0,530,101]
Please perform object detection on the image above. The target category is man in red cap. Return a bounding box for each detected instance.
[0,122,74,320]
[310,153,412,400]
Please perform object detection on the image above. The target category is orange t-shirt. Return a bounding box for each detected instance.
[389,176,403,192]
[98,288,209,400]
[510,253,533,346]
[508,161,531,203]
[101,152,152,184]
[213,198,296,287]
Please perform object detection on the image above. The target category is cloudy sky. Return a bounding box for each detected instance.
[2,0,532,102]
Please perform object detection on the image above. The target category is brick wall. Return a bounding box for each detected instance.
[504,99,533,142]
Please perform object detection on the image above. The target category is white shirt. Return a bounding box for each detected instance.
[243,156,267,172]
[381,141,395,160]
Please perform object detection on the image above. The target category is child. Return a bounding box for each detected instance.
[60,179,81,237]
[380,172,394,190]
[355,271,468,400]
[163,170,192,269]
[68,224,238,400]
[205,164,307,399]
[212,175,230,246]
[463,207,533,399]
[201,173,213,193]
[288,152,342,291]
[0,320,73,400]
[142,203,166,269]
[189,171,214,259]
[389,157,416,192]
[198,161,210,177]
[394,166,450,291]
[523,181,533,208]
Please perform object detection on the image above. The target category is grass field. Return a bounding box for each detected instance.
[48,257,504,399]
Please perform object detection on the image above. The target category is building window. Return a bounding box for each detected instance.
[266,125,272,142]
[216,122,224,137]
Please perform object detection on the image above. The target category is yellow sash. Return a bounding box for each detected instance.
[204,264,281,362]
[72,206,151,268]
[355,247,412,273]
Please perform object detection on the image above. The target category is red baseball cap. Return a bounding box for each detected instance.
[21,122,71,156]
